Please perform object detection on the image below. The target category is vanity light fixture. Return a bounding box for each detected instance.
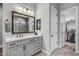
[16,6,34,15]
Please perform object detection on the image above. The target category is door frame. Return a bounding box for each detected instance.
[60,6,78,52]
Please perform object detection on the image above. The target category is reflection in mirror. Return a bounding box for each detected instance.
[12,11,35,34]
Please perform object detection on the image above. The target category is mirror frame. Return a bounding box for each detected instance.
[12,11,35,34]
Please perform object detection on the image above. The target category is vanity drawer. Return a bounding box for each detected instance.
[35,45,41,52]
[7,41,18,48]
[34,41,41,47]
[29,39,34,43]
[34,37,41,42]
[18,39,29,45]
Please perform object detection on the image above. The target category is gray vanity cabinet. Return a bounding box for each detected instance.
[6,36,42,56]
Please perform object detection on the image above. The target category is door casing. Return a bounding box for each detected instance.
[60,6,78,52]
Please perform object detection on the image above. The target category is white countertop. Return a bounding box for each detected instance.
[5,35,42,43]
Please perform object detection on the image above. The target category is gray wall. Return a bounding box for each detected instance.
[0,3,3,46]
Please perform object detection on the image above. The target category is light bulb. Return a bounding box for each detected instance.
[31,11,34,15]
[28,10,31,13]
[19,7,23,11]
[24,8,26,12]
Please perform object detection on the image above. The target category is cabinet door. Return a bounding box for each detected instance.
[8,45,23,56]
[24,42,34,56]
[28,42,34,55]
[23,44,29,56]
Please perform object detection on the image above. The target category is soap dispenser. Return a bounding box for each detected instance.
[35,32,38,35]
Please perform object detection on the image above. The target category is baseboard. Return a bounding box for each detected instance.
[42,50,51,56]
[75,50,79,53]
[0,45,2,48]
[41,46,60,56]
[42,50,48,55]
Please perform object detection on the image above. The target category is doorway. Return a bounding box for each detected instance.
[60,6,77,52]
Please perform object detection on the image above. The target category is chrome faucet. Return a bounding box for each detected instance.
[16,34,23,37]
[19,34,21,37]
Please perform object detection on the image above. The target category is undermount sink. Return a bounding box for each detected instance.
[5,34,42,43]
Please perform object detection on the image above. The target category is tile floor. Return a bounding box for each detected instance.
[50,42,79,56]
[35,42,79,56]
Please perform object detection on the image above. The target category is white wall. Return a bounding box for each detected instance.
[36,3,50,54]
[3,3,36,38]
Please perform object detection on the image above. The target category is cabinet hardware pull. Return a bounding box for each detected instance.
[37,42,40,44]
[23,45,26,50]
[9,43,16,46]
[37,48,40,50]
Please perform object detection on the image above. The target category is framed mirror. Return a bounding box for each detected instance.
[36,19,41,30]
[12,11,35,34]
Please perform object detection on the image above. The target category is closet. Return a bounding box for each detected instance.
[66,20,75,43]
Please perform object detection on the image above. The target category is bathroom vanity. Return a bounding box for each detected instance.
[4,11,42,56]
[4,35,42,56]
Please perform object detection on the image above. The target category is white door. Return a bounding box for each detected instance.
[50,5,58,52]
